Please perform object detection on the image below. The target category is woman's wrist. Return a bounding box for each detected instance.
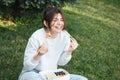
[37,52,42,56]
[33,52,43,60]
[67,50,73,55]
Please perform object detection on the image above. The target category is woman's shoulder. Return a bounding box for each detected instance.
[60,30,70,41]
[61,30,70,38]
[34,28,44,33]
[30,28,45,38]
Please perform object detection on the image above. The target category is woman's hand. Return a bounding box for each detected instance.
[34,42,48,60]
[37,42,48,56]
[68,38,79,53]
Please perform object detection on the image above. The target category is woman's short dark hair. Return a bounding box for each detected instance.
[42,7,66,30]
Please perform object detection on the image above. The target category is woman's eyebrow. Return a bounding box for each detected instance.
[52,17,58,19]
[53,17,63,19]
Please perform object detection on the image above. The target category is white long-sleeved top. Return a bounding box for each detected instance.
[21,28,72,74]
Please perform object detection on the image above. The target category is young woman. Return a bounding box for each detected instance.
[18,7,88,80]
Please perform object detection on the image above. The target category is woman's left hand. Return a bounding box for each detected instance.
[68,38,79,53]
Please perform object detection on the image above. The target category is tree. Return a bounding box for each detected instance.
[0,0,76,20]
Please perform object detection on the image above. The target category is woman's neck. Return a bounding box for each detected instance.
[50,31,58,38]
[45,29,58,39]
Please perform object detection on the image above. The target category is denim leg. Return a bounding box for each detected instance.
[70,74,88,80]
[19,71,44,80]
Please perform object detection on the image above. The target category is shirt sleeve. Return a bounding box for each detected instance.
[23,33,42,71]
[57,33,72,66]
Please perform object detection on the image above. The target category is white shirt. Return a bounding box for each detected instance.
[21,28,72,73]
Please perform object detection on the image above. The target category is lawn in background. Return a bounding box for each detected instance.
[0,0,120,80]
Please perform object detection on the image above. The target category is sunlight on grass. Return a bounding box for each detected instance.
[0,20,17,30]
[0,20,16,26]
[63,1,120,30]
[0,0,120,80]
[62,1,120,80]
[63,3,80,15]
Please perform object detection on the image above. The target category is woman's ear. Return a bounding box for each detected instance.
[43,20,48,27]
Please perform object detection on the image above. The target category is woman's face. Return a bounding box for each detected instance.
[50,13,64,34]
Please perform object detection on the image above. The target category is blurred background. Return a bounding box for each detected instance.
[0,0,120,80]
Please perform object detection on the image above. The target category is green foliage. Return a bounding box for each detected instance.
[0,0,15,6]
[0,0,76,10]
[0,0,120,80]
[0,0,76,19]
[21,0,59,9]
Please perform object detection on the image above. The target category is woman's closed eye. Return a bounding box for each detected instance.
[52,18,64,22]
[52,19,57,22]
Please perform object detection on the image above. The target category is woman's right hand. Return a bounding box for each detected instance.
[37,42,48,56]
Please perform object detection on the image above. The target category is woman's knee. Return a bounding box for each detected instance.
[20,71,43,80]
[70,74,88,80]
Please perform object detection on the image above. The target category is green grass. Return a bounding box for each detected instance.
[0,0,120,80]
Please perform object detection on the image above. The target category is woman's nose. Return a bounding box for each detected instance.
[57,20,61,25]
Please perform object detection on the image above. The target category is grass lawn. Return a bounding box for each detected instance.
[0,0,120,80]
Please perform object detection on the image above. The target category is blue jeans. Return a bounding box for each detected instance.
[19,71,88,80]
